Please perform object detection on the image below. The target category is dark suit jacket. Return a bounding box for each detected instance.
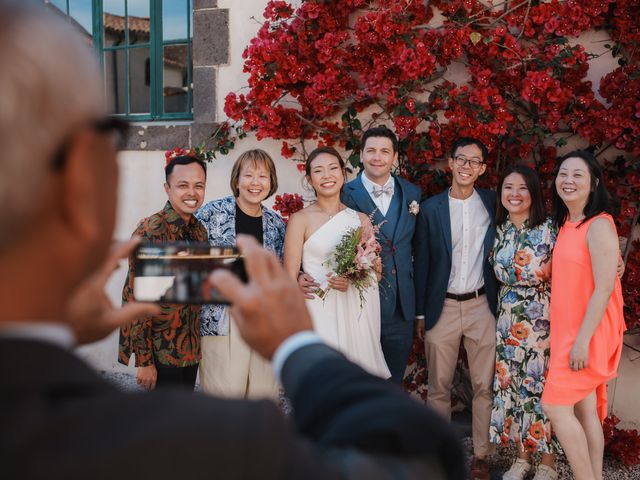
[413,188,498,330]
[0,338,465,479]
[341,174,421,323]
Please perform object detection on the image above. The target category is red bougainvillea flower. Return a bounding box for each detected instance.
[272,192,304,223]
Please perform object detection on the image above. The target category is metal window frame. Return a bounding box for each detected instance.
[92,0,193,121]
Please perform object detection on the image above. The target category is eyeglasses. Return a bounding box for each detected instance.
[51,117,130,171]
[454,155,484,169]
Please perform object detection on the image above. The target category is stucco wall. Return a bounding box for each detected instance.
[77,0,640,429]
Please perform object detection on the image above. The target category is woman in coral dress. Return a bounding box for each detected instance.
[541,151,626,480]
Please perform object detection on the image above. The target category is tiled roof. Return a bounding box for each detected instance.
[164,44,188,69]
[104,12,150,34]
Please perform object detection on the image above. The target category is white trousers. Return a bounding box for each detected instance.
[199,314,278,401]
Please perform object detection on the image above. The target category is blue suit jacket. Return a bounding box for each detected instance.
[413,188,498,330]
[341,174,421,323]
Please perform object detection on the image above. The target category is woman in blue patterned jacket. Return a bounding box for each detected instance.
[196,149,285,399]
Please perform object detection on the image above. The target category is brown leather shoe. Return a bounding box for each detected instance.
[470,456,489,480]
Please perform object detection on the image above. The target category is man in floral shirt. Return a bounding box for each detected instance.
[119,154,208,390]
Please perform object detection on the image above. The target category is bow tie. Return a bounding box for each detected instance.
[372,184,393,198]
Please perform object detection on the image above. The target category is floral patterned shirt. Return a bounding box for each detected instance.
[195,196,285,336]
[118,202,208,368]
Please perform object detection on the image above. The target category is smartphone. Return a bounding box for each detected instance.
[132,242,247,304]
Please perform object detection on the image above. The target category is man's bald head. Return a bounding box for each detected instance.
[0,1,104,248]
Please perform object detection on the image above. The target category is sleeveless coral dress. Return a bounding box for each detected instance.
[541,214,626,421]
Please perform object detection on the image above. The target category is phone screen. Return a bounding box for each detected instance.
[132,242,246,304]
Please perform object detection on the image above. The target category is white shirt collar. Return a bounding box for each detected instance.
[448,187,480,204]
[361,172,394,194]
[0,321,76,349]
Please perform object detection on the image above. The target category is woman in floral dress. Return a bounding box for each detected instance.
[489,164,560,480]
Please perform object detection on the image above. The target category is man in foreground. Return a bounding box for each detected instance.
[0,2,463,479]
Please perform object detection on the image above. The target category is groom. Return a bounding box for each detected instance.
[341,127,421,384]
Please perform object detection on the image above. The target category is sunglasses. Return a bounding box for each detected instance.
[51,117,130,171]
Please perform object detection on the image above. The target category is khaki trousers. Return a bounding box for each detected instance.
[199,315,278,401]
[425,295,496,457]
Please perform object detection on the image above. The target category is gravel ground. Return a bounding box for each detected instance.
[460,438,640,479]
[102,371,639,479]
[102,371,142,391]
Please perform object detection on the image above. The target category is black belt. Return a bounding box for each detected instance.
[445,286,485,302]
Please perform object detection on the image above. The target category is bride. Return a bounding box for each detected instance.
[284,147,390,379]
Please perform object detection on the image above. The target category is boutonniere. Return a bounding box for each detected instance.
[408,200,419,215]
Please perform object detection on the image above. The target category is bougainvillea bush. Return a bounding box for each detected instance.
[603,414,640,465]
[216,0,640,462]
[219,0,639,329]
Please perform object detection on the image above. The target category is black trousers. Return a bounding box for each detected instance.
[155,363,198,390]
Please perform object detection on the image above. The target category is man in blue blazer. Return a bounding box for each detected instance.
[413,138,498,480]
[341,127,422,384]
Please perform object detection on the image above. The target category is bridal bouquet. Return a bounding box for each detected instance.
[316,225,382,306]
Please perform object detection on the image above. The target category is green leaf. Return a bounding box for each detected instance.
[348,151,361,169]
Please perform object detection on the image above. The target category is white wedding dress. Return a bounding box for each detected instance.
[302,208,390,379]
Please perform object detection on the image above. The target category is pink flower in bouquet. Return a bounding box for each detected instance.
[320,224,382,306]
[355,227,381,271]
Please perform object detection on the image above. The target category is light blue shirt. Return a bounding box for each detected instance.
[361,173,394,216]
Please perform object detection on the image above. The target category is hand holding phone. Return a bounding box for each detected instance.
[132,242,247,304]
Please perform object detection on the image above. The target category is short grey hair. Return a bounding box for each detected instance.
[0,1,104,248]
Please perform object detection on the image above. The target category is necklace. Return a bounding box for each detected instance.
[316,204,343,218]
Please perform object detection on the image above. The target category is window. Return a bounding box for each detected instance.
[46,0,193,121]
